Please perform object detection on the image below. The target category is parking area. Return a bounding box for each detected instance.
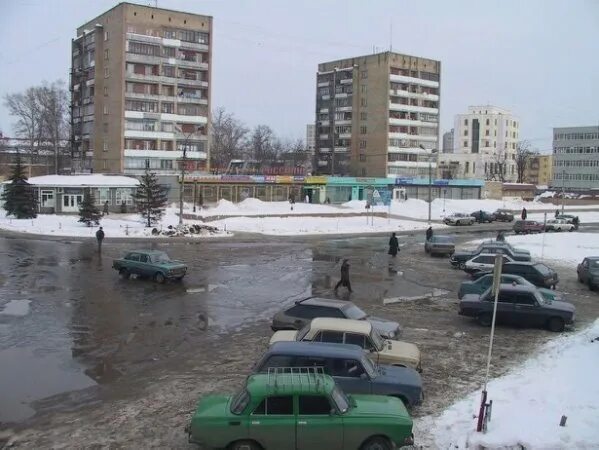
[1,230,598,447]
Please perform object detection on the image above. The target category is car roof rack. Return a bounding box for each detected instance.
[266,366,327,391]
[295,296,315,305]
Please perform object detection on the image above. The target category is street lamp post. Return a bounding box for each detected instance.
[561,169,566,215]
[175,125,201,225]
[420,145,438,224]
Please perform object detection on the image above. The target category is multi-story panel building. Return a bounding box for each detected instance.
[442,129,454,153]
[524,154,553,186]
[70,2,212,175]
[552,126,599,190]
[314,51,440,178]
[306,124,316,155]
[438,106,519,181]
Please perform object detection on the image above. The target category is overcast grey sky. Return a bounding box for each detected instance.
[1,0,598,151]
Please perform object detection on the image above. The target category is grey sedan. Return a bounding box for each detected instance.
[271,297,401,339]
[424,235,455,256]
[458,283,575,332]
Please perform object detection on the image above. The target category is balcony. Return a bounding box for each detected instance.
[319,108,329,114]
[340,78,353,85]
[124,129,175,140]
[388,146,432,154]
[389,117,438,128]
[336,106,352,112]
[387,160,437,168]
[177,77,208,88]
[389,132,437,142]
[124,148,207,160]
[389,102,438,114]
[126,52,163,65]
[317,81,329,87]
[160,113,208,125]
[338,133,352,139]
[127,32,161,45]
[389,89,439,101]
[334,147,349,152]
[126,72,173,84]
[389,74,439,88]
[319,147,331,153]
[319,120,330,126]
[319,134,329,140]
[178,40,209,52]
[335,119,352,126]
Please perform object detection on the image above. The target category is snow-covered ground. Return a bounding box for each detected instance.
[210,215,438,236]
[528,211,599,223]
[189,198,599,222]
[417,319,599,449]
[0,208,227,238]
[467,233,599,269]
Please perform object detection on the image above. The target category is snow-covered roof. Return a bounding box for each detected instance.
[25,175,139,187]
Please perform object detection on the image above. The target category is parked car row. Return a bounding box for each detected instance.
[443,209,515,226]
[187,297,423,449]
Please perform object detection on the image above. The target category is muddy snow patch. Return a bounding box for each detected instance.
[383,288,449,305]
[0,299,31,316]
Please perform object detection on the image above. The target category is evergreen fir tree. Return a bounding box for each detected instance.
[134,168,168,227]
[1,152,37,219]
[78,188,102,226]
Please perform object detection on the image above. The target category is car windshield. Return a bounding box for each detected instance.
[230,388,250,415]
[361,355,377,378]
[590,260,599,269]
[330,385,350,414]
[370,329,384,351]
[534,264,552,276]
[151,252,172,264]
[296,324,311,341]
[344,304,367,320]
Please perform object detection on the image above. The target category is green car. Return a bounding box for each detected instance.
[112,250,187,283]
[458,273,564,301]
[186,372,414,450]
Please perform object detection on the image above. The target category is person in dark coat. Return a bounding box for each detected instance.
[388,232,399,257]
[521,207,527,220]
[334,259,352,293]
[103,201,109,216]
[573,216,579,229]
[555,209,560,219]
[95,227,105,252]
[426,226,433,241]
[496,231,505,242]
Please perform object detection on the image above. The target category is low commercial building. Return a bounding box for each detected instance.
[1,174,140,214]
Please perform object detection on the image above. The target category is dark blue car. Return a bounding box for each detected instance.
[254,341,423,407]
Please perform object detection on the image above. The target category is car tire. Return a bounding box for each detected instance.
[154,272,166,284]
[577,273,583,283]
[360,436,393,450]
[547,317,565,332]
[119,268,130,280]
[478,313,492,327]
[227,440,262,450]
[589,281,596,291]
[459,262,466,270]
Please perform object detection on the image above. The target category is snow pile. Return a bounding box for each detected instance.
[193,198,355,217]
[421,319,599,449]
[150,223,225,237]
[468,233,599,268]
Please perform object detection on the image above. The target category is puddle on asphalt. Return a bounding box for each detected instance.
[0,347,95,423]
[0,299,31,316]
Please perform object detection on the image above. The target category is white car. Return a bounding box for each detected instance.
[443,213,475,226]
[545,219,575,232]
[463,253,514,275]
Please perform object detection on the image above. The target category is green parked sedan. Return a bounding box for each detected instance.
[186,372,414,450]
[458,273,565,301]
[112,250,187,283]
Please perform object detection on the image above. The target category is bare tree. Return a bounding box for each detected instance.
[209,107,248,171]
[37,81,69,173]
[515,140,537,183]
[248,125,275,163]
[4,87,42,156]
[485,153,507,182]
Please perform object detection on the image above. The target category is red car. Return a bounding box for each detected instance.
[513,220,544,234]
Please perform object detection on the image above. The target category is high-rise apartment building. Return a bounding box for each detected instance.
[552,126,599,190]
[70,2,212,175]
[314,51,441,178]
[306,124,316,155]
[442,129,454,153]
[438,106,519,181]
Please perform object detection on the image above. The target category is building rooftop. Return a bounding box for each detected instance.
[25,175,139,187]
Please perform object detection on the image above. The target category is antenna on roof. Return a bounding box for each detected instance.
[389,22,393,52]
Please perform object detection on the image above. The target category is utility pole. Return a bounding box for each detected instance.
[420,145,438,223]
[176,125,200,225]
[561,169,566,215]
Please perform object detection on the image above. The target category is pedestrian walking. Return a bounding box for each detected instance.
[103,201,109,216]
[388,232,399,257]
[426,226,433,241]
[573,216,580,230]
[521,207,527,220]
[334,259,352,293]
[555,209,559,219]
[95,226,105,252]
[496,231,505,242]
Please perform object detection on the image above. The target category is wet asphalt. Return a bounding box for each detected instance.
[0,223,597,426]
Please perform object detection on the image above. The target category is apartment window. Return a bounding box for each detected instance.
[464,119,468,126]
[103,105,108,115]
[125,100,158,112]
[104,49,109,60]
[160,160,173,169]
[128,42,160,56]
[463,140,468,148]
[494,119,497,125]
[486,119,490,126]
[104,67,109,78]
[486,140,490,147]
[103,140,108,152]
[360,112,367,120]
[162,46,176,58]
[361,168,367,176]
[162,65,175,77]
[103,160,108,170]
[464,129,468,136]
[104,31,109,41]
[161,102,174,114]
[164,29,177,39]
[485,129,489,136]
[103,122,108,133]
[103,86,108,96]
[473,162,476,173]
[360,97,367,107]
[359,154,366,161]
[359,140,366,149]
[360,126,367,135]
[361,70,367,79]
[361,84,367,94]
[465,161,470,173]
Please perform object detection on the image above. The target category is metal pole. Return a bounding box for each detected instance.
[428,156,432,224]
[179,132,190,225]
